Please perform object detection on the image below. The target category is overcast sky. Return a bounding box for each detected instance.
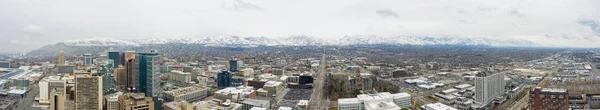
[1,0,599,52]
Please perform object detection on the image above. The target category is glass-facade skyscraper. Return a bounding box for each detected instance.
[217,70,232,89]
[107,51,120,68]
[135,50,160,97]
[229,59,238,72]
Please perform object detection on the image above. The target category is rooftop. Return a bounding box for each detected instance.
[165,86,207,96]
[242,99,270,106]
[422,103,458,110]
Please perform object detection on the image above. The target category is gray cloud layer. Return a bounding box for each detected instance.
[0,0,599,52]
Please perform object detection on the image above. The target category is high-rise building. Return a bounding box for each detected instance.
[83,53,93,67]
[474,71,505,105]
[115,66,128,91]
[230,59,238,72]
[75,74,103,110]
[99,60,116,94]
[529,87,568,110]
[39,76,67,105]
[125,58,137,92]
[58,50,65,65]
[118,93,154,110]
[108,51,120,68]
[120,51,135,66]
[50,88,65,110]
[136,50,160,97]
[217,70,232,89]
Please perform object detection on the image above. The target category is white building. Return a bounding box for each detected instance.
[338,98,362,110]
[422,103,458,110]
[240,68,255,76]
[337,92,411,110]
[170,70,192,83]
[474,71,505,104]
[37,76,67,105]
[214,86,256,102]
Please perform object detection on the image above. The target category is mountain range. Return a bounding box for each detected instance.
[27,34,537,56]
[57,34,536,47]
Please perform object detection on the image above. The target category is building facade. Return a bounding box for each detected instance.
[75,74,103,110]
[108,51,121,68]
[136,51,161,97]
[165,86,209,102]
[230,59,238,72]
[83,53,93,67]
[529,87,569,110]
[50,88,65,110]
[118,93,154,110]
[218,70,232,89]
[474,71,505,104]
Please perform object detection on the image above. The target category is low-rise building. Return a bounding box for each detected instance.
[337,92,411,110]
[171,70,192,84]
[214,86,256,102]
[263,81,283,97]
[118,93,154,110]
[164,100,194,110]
[422,103,458,110]
[241,99,270,110]
[165,86,209,102]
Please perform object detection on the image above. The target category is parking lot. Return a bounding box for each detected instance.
[283,89,312,100]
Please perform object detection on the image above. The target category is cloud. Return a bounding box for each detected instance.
[22,25,44,37]
[10,40,19,44]
[509,9,526,18]
[222,0,264,12]
[375,9,399,18]
[577,18,600,35]
[477,6,498,12]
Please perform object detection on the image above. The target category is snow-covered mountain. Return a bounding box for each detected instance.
[57,34,536,47]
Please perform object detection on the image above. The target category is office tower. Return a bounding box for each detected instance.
[120,51,135,66]
[58,50,65,65]
[474,71,505,105]
[83,53,93,67]
[99,61,116,94]
[217,70,232,89]
[75,74,103,110]
[125,58,137,92]
[230,59,238,72]
[108,51,120,68]
[115,66,128,91]
[136,50,160,97]
[50,88,65,110]
[39,76,67,105]
[360,73,373,91]
[529,87,568,110]
[118,93,154,110]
